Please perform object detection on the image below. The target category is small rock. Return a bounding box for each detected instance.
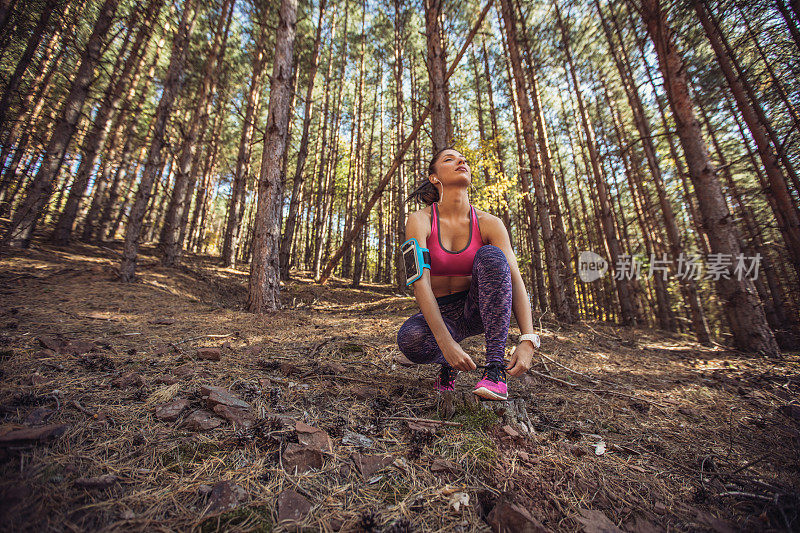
[431,457,462,476]
[295,421,333,452]
[329,517,344,531]
[353,386,375,400]
[74,474,119,490]
[408,420,439,434]
[279,362,296,376]
[575,508,624,533]
[37,337,62,352]
[517,451,531,462]
[154,375,179,385]
[318,362,346,374]
[244,344,265,357]
[205,480,248,516]
[213,405,254,429]
[200,385,251,410]
[34,349,56,358]
[0,423,69,446]
[342,430,373,448]
[62,340,95,356]
[570,446,588,457]
[197,347,222,361]
[24,407,55,426]
[198,484,213,496]
[283,443,323,473]
[487,496,551,532]
[502,425,520,438]
[112,372,145,388]
[173,364,197,378]
[182,410,222,431]
[155,399,190,422]
[277,489,312,524]
[350,452,394,478]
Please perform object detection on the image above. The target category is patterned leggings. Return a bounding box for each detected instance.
[396,245,513,366]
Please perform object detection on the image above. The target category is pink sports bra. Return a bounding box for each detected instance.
[426,203,484,276]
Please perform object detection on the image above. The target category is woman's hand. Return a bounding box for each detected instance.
[506,341,535,377]
[441,340,477,371]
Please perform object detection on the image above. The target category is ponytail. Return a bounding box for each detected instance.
[406,179,439,205]
[405,146,454,205]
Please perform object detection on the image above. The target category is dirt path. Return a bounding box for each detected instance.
[0,243,798,531]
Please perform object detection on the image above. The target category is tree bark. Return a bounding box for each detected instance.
[318,0,494,284]
[52,0,161,245]
[424,0,452,151]
[119,0,197,281]
[247,0,297,312]
[641,0,780,355]
[598,0,709,343]
[0,0,58,135]
[693,0,800,286]
[278,0,327,278]
[2,0,119,249]
[160,0,233,267]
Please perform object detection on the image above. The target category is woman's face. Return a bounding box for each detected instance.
[430,149,471,187]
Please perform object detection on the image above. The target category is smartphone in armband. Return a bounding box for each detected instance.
[401,238,431,286]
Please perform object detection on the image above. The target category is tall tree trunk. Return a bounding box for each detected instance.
[310,4,340,279]
[775,0,800,51]
[160,0,233,267]
[424,0,452,151]
[0,0,57,133]
[52,0,162,245]
[279,0,327,278]
[392,0,407,292]
[84,35,163,242]
[598,0,710,343]
[557,4,637,325]
[693,0,800,286]
[221,13,268,267]
[247,0,297,312]
[119,0,197,281]
[641,0,780,356]
[318,0,493,284]
[0,30,66,210]
[2,0,119,249]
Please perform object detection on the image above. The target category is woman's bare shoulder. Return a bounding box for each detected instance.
[473,207,502,226]
[408,205,433,221]
[473,208,506,240]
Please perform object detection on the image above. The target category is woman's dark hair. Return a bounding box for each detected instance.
[405,147,454,205]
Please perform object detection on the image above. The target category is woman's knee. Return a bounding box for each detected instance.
[397,318,428,357]
[474,245,510,274]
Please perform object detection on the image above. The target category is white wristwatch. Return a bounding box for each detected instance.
[519,333,541,349]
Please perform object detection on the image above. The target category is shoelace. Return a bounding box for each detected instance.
[477,362,506,383]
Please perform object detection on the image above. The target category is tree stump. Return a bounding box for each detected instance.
[436,391,535,436]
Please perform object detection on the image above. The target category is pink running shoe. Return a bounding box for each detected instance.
[473,363,508,400]
[434,365,459,392]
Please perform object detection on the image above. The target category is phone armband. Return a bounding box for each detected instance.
[400,238,431,286]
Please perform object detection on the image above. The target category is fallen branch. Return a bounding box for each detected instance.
[385,416,462,427]
[528,370,668,408]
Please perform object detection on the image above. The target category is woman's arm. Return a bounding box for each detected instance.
[405,211,477,371]
[484,215,537,377]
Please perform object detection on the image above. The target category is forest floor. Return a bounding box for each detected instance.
[0,241,798,532]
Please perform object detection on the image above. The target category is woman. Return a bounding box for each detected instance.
[396,147,539,401]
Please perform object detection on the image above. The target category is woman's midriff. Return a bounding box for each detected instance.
[430,274,472,298]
